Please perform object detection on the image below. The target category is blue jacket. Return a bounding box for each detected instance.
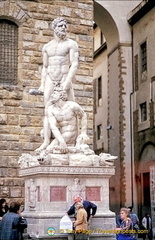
[67,200,97,221]
[0,212,26,240]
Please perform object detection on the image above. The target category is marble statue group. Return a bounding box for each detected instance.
[18,17,117,168]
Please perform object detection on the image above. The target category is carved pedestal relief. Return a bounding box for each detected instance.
[69,178,85,201]
[29,179,37,211]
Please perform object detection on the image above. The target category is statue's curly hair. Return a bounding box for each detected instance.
[51,88,67,101]
[52,17,67,30]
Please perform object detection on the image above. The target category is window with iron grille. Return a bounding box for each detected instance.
[97,124,102,140]
[140,102,147,122]
[140,41,147,73]
[0,20,18,84]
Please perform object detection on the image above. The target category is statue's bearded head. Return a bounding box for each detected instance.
[50,89,67,104]
[52,17,67,39]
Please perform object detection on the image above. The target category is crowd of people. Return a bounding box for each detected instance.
[0,197,153,240]
[116,206,153,240]
[0,196,97,240]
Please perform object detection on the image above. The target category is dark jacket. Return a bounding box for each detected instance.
[67,200,97,221]
[0,212,27,240]
[0,205,9,217]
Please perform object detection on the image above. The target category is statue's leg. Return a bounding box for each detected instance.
[46,139,59,152]
[35,77,54,152]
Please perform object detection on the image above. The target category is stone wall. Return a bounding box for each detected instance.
[0,0,93,202]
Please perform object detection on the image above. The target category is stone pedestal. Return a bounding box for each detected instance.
[19,165,116,240]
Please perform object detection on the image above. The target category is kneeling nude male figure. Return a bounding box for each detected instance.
[36,17,78,152]
[45,89,88,153]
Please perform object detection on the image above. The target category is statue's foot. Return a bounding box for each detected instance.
[35,143,49,153]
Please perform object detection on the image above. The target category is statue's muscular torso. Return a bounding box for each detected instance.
[48,102,84,144]
[43,38,73,83]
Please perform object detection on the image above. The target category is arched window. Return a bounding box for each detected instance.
[0,19,18,84]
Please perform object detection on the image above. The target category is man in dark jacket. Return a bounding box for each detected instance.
[67,196,97,221]
[0,201,27,240]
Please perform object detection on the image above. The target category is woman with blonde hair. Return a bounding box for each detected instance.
[73,202,88,240]
[116,207,134,240]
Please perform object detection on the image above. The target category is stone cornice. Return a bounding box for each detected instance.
[128,0,155,26]
[93,42,107,59]
[19,165,115,177]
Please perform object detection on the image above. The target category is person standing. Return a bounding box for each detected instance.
[128,206,139,239]
[73,202,88,240]
[128,206,139,230]
[142,213,152,240]
[36,17,79,152]
[0,199,9,240]
[67,195,97,221]
[0,199,8,220]
[0,201,27,240]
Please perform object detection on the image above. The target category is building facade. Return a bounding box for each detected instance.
[128,0,155,222]
[1,0,155,228]
[94,0,155,224]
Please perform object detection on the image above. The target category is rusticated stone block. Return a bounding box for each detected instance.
[1,150,19,156]
[0,168,8,177]
[9,142,22,151]
[86,98,93,106]
[4,178,14,186]
[13,178,24,186]
[1,134,19,141]
[22,142,34,151]
[30,116,43,126]
[17,9,26,20]
[10,187,22,198]
[10,126,22,135]
[21,127,36,135]
[0,114,7,125]
[19,135,31,142]
[0,142,10,150]
[8,168,18,177]
[10,91,23,100]
[0,179,4,186]
[7,114,19,125]
[8,157,20,168]
[0,186,9,198]
[3,100,20,107]
[19,115,31,127]
[0,157,8,167]
[78,3,93,11]
[30,135,41,143]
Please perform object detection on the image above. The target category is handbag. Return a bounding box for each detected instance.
[19,217,27,229]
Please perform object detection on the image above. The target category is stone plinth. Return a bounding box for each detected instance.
[19,165,116,240]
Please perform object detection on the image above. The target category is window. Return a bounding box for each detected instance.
[140,102,147,122]
[98,76,102,106]
[97,124,102,140]
[141,41,147,73]
[100,31,103,45]
[0,20,18,84]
